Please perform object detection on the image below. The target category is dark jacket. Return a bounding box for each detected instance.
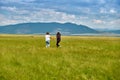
[56,32,61,41]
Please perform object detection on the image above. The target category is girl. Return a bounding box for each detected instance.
[45,32,51,48]
[56,32,61,47]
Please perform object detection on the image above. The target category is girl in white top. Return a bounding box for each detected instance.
[45,32,50,48]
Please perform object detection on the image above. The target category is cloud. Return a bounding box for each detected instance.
[1,6,17,12]
[110,19,120,24]
[106,19,120,29]
[100,8,107,13]
[1,6,30,15]
[92,19,105,24]
[0,14,18,25]
[110,9,117,13]
[0,0,120,29]
[0,14,6,20]
[25,9,76,23]
[100,7,118,15]
[0,9,77,25]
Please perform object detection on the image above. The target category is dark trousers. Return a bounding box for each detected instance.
[56,39,60,47]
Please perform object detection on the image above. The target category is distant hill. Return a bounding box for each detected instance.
[107,30,120,34]
[0,22,98,35]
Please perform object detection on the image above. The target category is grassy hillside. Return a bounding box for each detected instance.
[0,35,120,80]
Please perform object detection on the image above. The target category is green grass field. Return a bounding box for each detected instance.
[0,35,120,80]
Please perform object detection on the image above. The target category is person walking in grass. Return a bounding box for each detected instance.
[56,32,61,47]
[45,32,51,48]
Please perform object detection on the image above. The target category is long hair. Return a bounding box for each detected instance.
[56,32,61,38]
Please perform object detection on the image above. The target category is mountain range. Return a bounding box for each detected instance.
[0,22,99,35]
[106,30,120,34]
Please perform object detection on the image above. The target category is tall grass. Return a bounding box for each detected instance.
[0,35,120,80]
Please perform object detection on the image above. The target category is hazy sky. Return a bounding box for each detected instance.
[0,0,120,29]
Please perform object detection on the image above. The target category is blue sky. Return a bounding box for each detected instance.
[0,0,120,30]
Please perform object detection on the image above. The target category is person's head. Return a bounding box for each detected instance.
[46,32,49,35]
[57,32,60,34]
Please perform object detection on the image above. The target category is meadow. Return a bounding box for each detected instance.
[0,34,120,80]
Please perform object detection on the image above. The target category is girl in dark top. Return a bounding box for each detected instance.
[56,32,61,47]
